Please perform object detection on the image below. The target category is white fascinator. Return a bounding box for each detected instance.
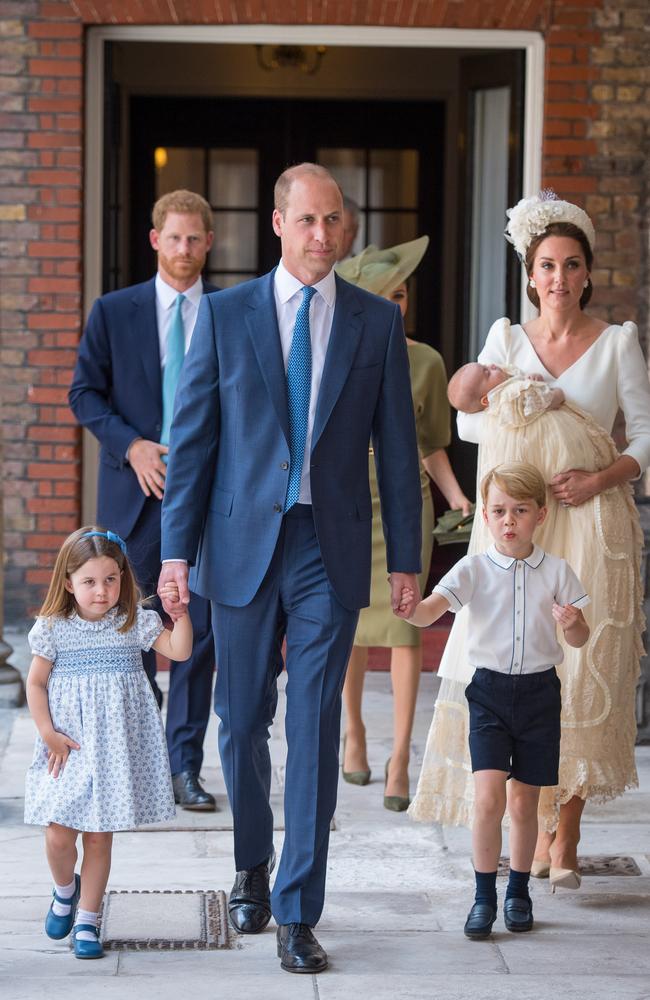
[504,190,595,261]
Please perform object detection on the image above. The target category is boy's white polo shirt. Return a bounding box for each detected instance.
[434,544,590,675]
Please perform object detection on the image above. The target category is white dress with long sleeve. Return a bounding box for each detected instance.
[409,319,650,831]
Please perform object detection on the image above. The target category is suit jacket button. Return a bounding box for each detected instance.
[273,503,282,513]
[280,461,289,470]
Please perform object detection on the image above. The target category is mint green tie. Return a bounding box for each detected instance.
[161,293,186,448]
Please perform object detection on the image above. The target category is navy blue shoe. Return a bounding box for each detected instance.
[72,923,104,959]
[464,902,497,940]
[44,874,80,940]
[503,896,534,932]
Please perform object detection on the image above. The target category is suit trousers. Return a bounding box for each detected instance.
[127,496,214,774]
[211,504,359,926]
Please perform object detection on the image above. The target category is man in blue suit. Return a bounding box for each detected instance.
[69,190,218,812]
[158,164,422,972]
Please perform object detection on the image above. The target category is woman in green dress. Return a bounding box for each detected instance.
[336,238,471,809]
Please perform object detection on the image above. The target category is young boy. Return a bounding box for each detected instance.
[406,462,589,939]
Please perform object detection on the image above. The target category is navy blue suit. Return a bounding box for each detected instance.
[161,270,422,923]
[68,276,216,775]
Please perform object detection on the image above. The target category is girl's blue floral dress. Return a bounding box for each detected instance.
[25,606,176,831]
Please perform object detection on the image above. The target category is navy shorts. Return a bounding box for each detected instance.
[465,667,561,787]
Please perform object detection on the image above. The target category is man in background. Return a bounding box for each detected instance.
[69,190,218,812]
[337,194,360,260]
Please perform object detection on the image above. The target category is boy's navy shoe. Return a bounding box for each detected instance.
[463,902,496,940]
[503,896,534,932]
[44,873,81,940]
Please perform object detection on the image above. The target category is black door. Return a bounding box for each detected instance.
[120,95,444,348]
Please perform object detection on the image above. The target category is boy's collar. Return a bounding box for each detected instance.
[487,543,545,570]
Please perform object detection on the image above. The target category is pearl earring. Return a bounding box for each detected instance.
[529,279,536,288]
[583,279,589,289]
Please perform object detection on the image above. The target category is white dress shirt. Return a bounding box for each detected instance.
[274,260,336,504]
[434,544,590,675]
[155,273,203,366]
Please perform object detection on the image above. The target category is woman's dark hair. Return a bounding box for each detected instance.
[525,221,594,310]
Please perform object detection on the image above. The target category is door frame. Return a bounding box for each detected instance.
[82,24,544,518]
[85,24,544,318]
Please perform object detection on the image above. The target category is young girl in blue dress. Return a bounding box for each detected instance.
[25,526,193,959]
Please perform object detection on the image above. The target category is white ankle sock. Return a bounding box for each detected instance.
[74,909,99,941]
[51,878,77,917]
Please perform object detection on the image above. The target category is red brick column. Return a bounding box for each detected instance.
[1,0,83,619]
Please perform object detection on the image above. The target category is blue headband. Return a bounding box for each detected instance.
[82,530,127,555]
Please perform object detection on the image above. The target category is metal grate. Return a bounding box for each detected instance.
[498,855,642,877]
[100,889,232,950]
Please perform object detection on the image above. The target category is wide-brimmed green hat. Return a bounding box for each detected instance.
[336,235,429,298]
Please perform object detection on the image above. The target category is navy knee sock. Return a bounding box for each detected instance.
[474,870,498,910]
[506,867,531,902]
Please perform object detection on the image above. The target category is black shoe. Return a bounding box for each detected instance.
[171,771,217,812]
[503,896,533,932]
[463,902,497,940]
[228,849,276,934]
[277,923,328,974]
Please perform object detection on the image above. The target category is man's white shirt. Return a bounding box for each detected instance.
[434,544,590,675]
[155,272,203,365]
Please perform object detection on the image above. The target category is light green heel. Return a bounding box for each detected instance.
[341,735,371,786]
[383,758,410,812]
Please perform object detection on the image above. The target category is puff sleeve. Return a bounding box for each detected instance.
[28,617,57,662]
[135,607,165,652]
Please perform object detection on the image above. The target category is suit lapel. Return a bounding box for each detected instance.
[312,275,363,450]
[245,271,290,446]
[132,278,162,413]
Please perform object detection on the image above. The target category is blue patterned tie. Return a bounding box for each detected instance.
[161,293,186,450]
[284,285,316,511]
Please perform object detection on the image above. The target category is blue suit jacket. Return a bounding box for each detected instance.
[69,277,217,538]
[161,270,423,611]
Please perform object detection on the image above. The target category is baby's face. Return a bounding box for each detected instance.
[465,363,508,402]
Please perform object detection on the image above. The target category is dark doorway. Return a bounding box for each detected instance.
[118,95,444,349]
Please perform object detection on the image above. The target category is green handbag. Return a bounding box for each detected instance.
[432,505,475,545]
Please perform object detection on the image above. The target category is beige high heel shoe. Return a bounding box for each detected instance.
[530,859,551,879]
[549,867,581,892]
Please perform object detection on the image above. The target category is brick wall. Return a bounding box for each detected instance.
[1,0,648,621]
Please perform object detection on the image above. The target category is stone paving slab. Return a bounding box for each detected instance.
[0,972,314,999]
[315,974,650,1000]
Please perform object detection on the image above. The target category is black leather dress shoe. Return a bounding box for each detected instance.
[277,923,328,974]
[171,771,217,812]
[503,896,533,932]
[463,902,497,940]
[228,849,276,934]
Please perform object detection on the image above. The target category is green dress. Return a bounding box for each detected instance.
[355,341,451,648]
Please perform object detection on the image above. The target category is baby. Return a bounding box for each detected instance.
[448,362,565,415]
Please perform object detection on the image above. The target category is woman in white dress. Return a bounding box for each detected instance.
[409,193,650,891]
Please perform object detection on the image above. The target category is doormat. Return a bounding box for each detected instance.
[100,889,232,950]
[498,855,642,877]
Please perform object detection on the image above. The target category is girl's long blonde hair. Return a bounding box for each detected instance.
[39,525,140,632]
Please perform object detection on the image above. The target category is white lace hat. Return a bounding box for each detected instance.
[505,190,595,261]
